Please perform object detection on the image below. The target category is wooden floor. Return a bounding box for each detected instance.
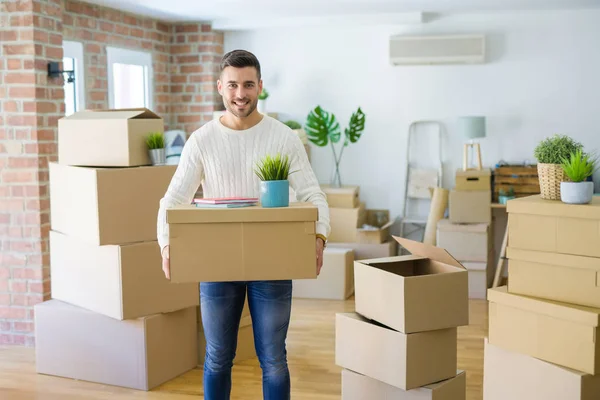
[0,297,488,400]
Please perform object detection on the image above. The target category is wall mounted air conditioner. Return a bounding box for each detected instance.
[389,34,485,65]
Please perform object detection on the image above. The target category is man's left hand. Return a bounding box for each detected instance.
[316,238,325,275]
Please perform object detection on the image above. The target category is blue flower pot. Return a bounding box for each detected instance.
[260,180,289,208]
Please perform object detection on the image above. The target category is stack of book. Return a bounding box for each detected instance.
[193,197,258,208]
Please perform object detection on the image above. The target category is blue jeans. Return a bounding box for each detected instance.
[199,280,292,400]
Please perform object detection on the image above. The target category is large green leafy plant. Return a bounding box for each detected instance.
[305,105,366,187]
[561,149,597,183]
[534,134,583,164]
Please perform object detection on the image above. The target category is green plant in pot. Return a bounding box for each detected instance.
[305,105,366,188]
[533,134,583,200]
[258,88,269,114]
[146,132,166,165]
[498,187,515,205]
[559,149,597,204]
[254,153,295,208]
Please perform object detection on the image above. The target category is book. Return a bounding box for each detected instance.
[194,202,256,209]
[193,197,258,205]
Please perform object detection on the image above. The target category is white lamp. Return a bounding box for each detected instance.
[459,116,486,171]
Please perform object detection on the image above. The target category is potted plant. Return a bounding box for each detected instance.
[257,88,269,114]
[254,153,296,208]
[498,187,515,205]
[533,134,583,200]
[284,120,311,161]
[146,132,165,165]
[559,149,596,204]
[305,105,366,187]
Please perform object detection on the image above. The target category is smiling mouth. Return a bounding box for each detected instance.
[233,100,249,107]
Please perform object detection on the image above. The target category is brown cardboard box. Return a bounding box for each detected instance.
[58,108,163,167]
[342,369,466,400]
[455,168,491,191]
[50,230,198,320]
[198,316,256,366]
[335,313,457,390]
[354,236,468,334]
[328,240,398,260]
[488,286,600,374]
[35,300,197,391]
[483,338,600,400]
[292,248,354,300]
[329,202,367,243]
[507,195,600,258]
[321,185,360,208]
[449,190,491,224]
[49,162,176,246]
[436,219,490,262]
[356,209,393,244]
[507,247,600,308]
[167,203,318,283]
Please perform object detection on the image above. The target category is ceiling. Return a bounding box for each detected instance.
[82,0,600,29]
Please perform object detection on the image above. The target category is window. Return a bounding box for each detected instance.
[62,41,85,116]
[106,46,153,109]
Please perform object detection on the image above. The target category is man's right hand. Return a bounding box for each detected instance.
[162,245,170,279]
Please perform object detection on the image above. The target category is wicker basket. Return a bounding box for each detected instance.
[537,163,569,200]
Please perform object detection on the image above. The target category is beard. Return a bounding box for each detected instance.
[224,96,258,118]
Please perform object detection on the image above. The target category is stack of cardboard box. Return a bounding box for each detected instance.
[336,236,469,399]
[483,195,600,399]
[437,169,493,299]
[35,109,200,391]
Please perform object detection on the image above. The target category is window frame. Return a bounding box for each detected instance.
[62,40,86,114]
[106,46,154,110]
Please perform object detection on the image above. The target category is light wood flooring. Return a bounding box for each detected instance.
[0,297,488,400]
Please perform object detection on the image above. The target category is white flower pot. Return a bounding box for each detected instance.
[560,181,594,204]
[257,99,267,114]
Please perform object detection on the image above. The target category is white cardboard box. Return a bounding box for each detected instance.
[293,248,354,300]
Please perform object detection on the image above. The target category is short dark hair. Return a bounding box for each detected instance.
[220,49,261,80]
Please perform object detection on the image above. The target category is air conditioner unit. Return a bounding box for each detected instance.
[389,34,485,65]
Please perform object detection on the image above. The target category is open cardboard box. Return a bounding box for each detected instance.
[167,202,318,283]
[508,247,600,308]
[356,209,393,244]
[336,312,457,391]
[58,108,164,167]
[488,286,600,375]
[354,236,469,334]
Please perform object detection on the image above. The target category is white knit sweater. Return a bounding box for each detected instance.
[156,115,331,252]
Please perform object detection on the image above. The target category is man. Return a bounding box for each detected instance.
[156,49,330,400]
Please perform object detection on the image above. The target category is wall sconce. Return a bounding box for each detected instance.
[47,61,75,83]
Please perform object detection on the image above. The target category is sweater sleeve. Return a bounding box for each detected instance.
[285,132,331,239]
[156,134,204,252]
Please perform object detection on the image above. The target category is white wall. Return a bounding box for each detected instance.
[224,9,600,219]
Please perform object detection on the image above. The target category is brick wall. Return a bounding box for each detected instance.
[0,0,224,345]
[0,0,65,346]
[170,23,224,133]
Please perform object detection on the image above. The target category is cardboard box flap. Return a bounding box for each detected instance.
[437,219,489,233]
[507,195,600,219]
[488,286,600,327]
[456,168,491,177]
[321,185,359,195]
[507,247,600,272]
[62,108,161,121]
[392,236,466,270]
[167,203,318,224]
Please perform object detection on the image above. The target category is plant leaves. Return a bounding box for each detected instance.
[344,107,366,144]
[561,149,597,182]
[254,153,293,181]
[305,105,341,146]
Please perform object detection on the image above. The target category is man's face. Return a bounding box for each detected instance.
[218,66,262,118]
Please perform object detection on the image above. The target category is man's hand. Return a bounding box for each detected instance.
[162,245,170,280]
[316,238,325,276]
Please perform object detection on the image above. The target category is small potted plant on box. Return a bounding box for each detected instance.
[257,88,269,114]
[254,153,296,208]
[534,134,583,200]
[498,187,516,205]
[146,132,165,165]
[560,149,597,204]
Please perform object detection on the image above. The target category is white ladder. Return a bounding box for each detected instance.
[398,120,444,242]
